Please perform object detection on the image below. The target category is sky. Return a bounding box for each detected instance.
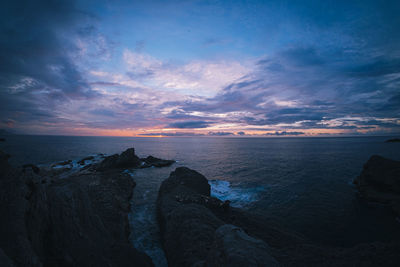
[1,0,400,137]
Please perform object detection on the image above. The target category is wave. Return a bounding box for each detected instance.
[208,179,265,208]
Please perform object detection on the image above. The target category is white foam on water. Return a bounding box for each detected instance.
[123,169,134,176]
[208,179,265,208]
[50,154,105,176]
[129,204,168,267]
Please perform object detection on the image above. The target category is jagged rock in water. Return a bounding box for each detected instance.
[142,156,175,168]
[98,148,141,169]
[385,138,400,143]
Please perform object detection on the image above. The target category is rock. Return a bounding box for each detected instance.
[22,164,40,174]
[0,138,5,142]
[0,248,15,267]
[51,159,71,167]
[157,167,279,267]
[206,224,280,267]
[99,154,120,169]
[117,148,141,168]
[0,152,153,267]
[142,156,175,168]
[77,156,94,165]
[98,148,141,169]
[159,167,211,197]
[354,155,400,214]
[385,138,400,143]
[354,155,400,195]
[0,149,10,165]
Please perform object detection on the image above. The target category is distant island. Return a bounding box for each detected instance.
[385,138,400,143]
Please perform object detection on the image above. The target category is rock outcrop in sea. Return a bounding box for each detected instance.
[98,148,175,170]
[354,155,400,215]
[385,138,400,143]
[0,148,175,267]
[157,167,280,266]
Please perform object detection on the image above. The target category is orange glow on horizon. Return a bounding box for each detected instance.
[59,126,390,137]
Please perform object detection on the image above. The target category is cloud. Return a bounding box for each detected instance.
[1,0,399,136]
[208,131,234,136]
[122,49,250,97]
[167,121,212,129]
[265,131,305,136]
[138,132,205,137]
[0,0,99,133]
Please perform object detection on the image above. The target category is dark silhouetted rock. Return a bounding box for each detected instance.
[0,138,5,142]
[157,167,279,267]
[206,224,279,267]
[385,138,400,143]
[354,155,400,195]
[98,148,141,169]
[0,150,10,166]
[354,155,400,216]
[0,152,153,267]
[51,159,71,167]
[77,156,94,165]
[22,164,40,174]
[142,156,175,168]
[117,148,141,168]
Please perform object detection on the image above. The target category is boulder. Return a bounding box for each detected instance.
[354,155,400,214]
[206,224,280,267]
[157,167,279,267]
[22,164,40,174]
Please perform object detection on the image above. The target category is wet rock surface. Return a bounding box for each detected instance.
[0,148,154,267]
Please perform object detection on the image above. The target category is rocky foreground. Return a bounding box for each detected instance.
[1,148,400,266]
[157,164,400,266]
[0,148,174,267]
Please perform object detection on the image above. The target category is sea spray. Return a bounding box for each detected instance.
[208,179,265,207]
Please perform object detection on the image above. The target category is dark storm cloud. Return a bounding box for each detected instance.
[167,121,212,129]
[0,0,96,129]
[265,131,305,136]
[208,131,234,136]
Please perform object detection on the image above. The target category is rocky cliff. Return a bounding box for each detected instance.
[0,148,164,267]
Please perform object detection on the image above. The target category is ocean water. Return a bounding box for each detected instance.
[2,135,400,265]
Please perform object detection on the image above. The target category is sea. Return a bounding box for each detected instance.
[1,135,400,266]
